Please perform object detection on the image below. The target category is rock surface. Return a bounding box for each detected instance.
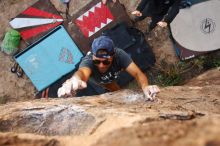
[185,68,220,86]
[0,82,219,145]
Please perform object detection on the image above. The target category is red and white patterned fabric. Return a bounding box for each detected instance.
[75,2,114,37]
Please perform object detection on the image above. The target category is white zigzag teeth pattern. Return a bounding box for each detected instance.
[84,11,89,17]
[88,19,112,37]
[89,7,95,13]
[76,2,110,22]
[88,31,94,37]
[96,2,102,8]
[76,2,113,37]
[106,18,112,24]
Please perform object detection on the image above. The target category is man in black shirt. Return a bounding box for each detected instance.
[132,0,181,32]
[58,36,160,100]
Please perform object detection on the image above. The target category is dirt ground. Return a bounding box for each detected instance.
[0,0,38,103]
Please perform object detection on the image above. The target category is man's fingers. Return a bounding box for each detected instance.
[149,86,159,97]
[58,87,69,98]
[58,87,76,98]
[144,88,154,101]
[145,93,153,101]
[153,85,160,92]
[151,85,160,93]
[149,88,156,97]
[63,83,72,94]
[58,79,74,97]
[71,90,77,97]
[58,77,87,97]
[63,93,71,98]
[72,80,87,90]
[71,77,80,90]
[152,93,157,98]
[143,85,160,101]
[57,88,64,97]
[79,81,87,89]
[72,82,79,90]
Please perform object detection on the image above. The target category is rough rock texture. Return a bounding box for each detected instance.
[0,104,96,136]
[0,81,219,145]
[94,117,220,146]
[185,68,220,86]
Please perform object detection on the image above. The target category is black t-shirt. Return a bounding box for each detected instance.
[79,48,132,84]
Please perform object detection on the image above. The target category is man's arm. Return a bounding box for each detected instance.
[125,62,160,100]
[57,67,92,97]
[125,62,149,89]
[73,67,92,82]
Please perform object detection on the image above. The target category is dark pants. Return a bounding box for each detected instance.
[134,1,167,32]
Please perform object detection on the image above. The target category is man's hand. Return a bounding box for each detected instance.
[157,21,168,28]
[143,85,160,101]
[131,10,142,17]
[57,77,87,97]
[102,0,117,5]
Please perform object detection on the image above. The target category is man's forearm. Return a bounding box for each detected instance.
[71,68,91,82]
[136,71,149,89]
[126,62,149,89]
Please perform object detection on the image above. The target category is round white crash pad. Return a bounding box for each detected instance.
[170,0,220,52]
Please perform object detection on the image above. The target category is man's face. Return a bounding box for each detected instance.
[92,55,113,73]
